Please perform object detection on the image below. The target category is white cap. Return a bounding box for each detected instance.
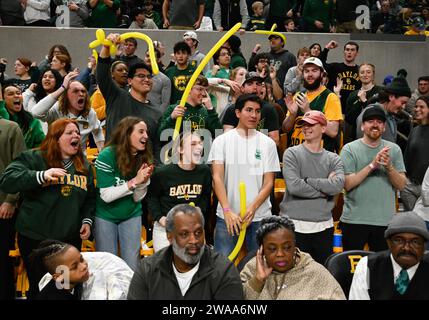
[303,57,324,71]
[183,31,198,42]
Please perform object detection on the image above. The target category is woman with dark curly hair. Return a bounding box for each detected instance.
[240,215,346,300]
[94,116,154,271]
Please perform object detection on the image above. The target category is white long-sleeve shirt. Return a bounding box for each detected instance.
[31,94,105,150]
[24,0,51,23]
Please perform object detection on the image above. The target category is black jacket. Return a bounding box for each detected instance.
[37,279,82,300]
[127,245,244,300]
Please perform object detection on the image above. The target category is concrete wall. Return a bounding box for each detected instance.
[0,26,428,88]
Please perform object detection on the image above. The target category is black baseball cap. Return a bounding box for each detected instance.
[242,71,264,86]
[362,104,387,122]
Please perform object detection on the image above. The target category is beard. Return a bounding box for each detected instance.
[172,239,204,265]
[303,75,322,91]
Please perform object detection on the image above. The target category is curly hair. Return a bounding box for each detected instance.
[256,215,295,246]
[107,116,154,177]
[39,118,88,174]
[35,69,63,102]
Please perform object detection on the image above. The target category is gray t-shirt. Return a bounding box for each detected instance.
[340,139,406,226]
[280,144,345,223]
[168,0,204,27]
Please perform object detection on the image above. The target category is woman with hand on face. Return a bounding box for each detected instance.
[94,116,154,271]
[31,71,104,153]
[240,216,346,300]
[0,83,45,148]
[0,118,95,299]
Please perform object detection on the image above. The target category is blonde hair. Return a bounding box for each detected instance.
[252,1,263,11]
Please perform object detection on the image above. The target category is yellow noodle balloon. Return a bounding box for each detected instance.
[255,23,286,44]
[172,22,242,142]
[228,182,247,261]
[89,29,159,75]
[119,32,159,75]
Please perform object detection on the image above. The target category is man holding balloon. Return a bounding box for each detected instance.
[208,93,280,258]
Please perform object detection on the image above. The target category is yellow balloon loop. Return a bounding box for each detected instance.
[119,32,159,75]
[88,29,159,75]
[88,28,106,50]
[172,22,242,144]
[228,182,247,261]
[254,23,286,44]
[92,49,98,64]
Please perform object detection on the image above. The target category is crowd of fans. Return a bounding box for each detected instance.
[0,0,429,302]
[0,0,429,35]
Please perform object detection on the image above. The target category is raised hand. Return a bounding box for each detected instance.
[62,70,79,89]
[334,77,343,96]
[284,94,298,115]
[256,245,273,282]
[295,92,310,113]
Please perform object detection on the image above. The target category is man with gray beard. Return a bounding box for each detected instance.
[127,204,244,299]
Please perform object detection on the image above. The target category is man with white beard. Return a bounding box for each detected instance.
[127,204,243,299]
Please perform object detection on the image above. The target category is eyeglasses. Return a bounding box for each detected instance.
[258,59,268,64]
[391,237,425,249]
[134,74,152,80]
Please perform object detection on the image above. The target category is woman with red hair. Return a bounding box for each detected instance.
[0,118,95,299]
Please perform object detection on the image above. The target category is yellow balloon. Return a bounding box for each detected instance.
[88,29,159,75]
[228,182,247,261]
[92,49,98,64]
[255,23,286,44]
[119,32,159,75]
[172,22,243,142]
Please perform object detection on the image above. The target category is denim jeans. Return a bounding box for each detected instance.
[214,216,261,259]
[94,215,141,271]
